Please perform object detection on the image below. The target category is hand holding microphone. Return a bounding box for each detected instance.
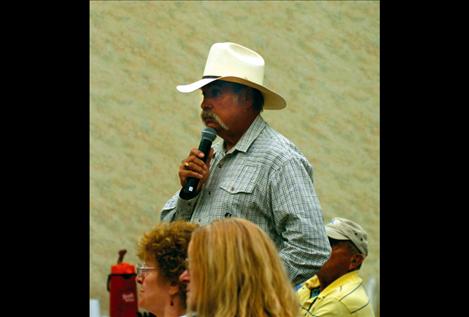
[179,127,217,200]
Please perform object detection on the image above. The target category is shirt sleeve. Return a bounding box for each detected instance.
[160,190,199,222]
[269,157,331,285]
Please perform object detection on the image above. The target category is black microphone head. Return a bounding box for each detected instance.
[201,127,217,142]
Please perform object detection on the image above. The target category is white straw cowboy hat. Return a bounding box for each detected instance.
[176,42,286,110]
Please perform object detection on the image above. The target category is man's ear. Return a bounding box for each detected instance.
[349,254,364,270]
[241,88,255,110]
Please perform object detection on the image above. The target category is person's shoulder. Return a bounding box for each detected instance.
[336,281,373,315]
[320,274,365,302]
[256,123,308,160]
[260,123,292,146]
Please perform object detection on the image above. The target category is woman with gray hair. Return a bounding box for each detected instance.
[136,220,198,317]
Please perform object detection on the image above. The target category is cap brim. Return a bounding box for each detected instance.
[176,76,286,110]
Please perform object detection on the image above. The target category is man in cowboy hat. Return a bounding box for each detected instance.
[160,42,330,285]
[297,217,375,317]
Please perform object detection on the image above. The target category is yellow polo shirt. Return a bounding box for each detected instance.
[297,271,375,317]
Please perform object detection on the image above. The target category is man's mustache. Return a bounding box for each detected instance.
[201,111,229,130]
[201,110,217,122]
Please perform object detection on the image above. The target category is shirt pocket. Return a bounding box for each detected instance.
[219,164,259,195]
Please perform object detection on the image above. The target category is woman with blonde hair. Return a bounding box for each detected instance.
[136,220,198,317]
[179,218,300,317]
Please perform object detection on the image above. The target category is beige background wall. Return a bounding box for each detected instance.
[90,1,379,315]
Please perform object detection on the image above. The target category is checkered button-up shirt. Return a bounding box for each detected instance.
[161,115,331,284]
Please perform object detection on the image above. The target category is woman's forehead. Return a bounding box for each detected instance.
[144,257,157,266]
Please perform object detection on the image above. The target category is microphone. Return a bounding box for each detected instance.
[179,127,217,200]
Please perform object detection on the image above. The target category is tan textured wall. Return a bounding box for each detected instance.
[90,1,379,315]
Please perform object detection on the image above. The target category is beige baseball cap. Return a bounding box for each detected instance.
[326,217,368,256]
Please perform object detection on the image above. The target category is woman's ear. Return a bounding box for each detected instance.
[168,281,180,296]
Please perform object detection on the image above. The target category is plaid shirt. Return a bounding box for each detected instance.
[161,115,331,284]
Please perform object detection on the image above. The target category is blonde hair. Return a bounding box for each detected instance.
[188,218,299,317]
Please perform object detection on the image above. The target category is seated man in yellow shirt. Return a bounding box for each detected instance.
[297,217,375,317]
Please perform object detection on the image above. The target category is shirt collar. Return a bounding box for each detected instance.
[304,275,321,290]
[226,114,266,154]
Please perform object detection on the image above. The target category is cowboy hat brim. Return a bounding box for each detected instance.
[176,76,286,110]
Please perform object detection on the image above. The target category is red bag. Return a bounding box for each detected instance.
[107,250,138,317]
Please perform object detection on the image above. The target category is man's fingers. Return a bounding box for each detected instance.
[189,148,205,159]
[181,169,203,179]
[179,147,212,187]
[187,160,206,175]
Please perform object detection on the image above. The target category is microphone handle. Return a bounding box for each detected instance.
[179,138,212,200]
